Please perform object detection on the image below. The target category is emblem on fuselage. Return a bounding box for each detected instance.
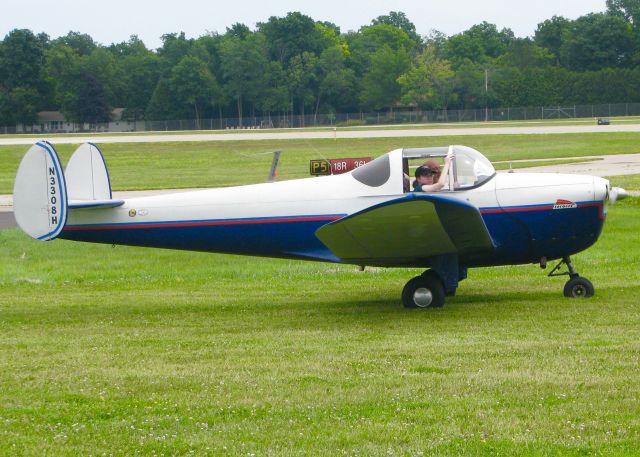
[553,199,577,210]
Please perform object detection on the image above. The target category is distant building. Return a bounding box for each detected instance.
[36,111,72,132]
[15,108,142,133]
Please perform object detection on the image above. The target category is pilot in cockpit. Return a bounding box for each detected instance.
[413,151,454,192]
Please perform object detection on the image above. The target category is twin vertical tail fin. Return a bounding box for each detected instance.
[65,143,123,209]
[13,141,68,240]
[66,142,113,201]
[13,141,122,241]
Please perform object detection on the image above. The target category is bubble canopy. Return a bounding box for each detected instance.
[349,145,496,189]
[402,145,496,189]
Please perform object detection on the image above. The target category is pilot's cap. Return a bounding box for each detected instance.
[415,165,436,178]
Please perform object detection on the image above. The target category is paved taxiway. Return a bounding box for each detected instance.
[3,123,640,145]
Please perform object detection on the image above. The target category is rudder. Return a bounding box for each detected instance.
[13,141,68,240]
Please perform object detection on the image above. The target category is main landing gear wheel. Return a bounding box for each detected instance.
[548,256,595,298]
[564,276,594,298]
[402,271,445,308]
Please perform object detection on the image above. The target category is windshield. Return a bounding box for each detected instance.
[351,154,390,187]
[451,145,495,189]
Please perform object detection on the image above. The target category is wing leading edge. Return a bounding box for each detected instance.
[315,194,495,266]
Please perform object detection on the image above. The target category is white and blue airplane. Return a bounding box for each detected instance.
[13,141,628,308]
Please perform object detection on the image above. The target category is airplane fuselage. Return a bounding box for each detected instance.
[14,143,620,307]
[59,171,607,269]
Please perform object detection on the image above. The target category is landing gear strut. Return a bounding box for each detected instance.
[401,257,465,308]
[548,256,594,298]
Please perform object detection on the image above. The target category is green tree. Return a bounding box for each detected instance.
[74,73,111,124]
[225,23,251,40]
[398,46,456,110]
[607,0,640,24]
[0,29,47,90]
[496,38,554,68]
[445,22,514,64]
[423,30,448,58]
[145,77,176,120]
[157,32,193,73]
[116,39,160,122]
[316,45,357,114]
[257,61,290,119]
[219,32,269,126]
[257,12,330,65]
[0,29,48,126]
[371,11,421,43]
[534,16,571,64]
[560,13,634,70]
[451,59,490,109]
[44,42,116,124]
[348,23,416,80]
[51,31,96,56]
[360,45,410,111]
[288,52,318,123]
[108,35,148,57]
[170,55,222,127]
[0,91,8,126]
[0,86,40,127]
[84,47,123,106]
[356,23,417,52]
[44,42,81,121]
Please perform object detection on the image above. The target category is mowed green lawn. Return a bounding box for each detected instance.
[1,131,640,193]
[1,132,639,454]
[0,194,638,455]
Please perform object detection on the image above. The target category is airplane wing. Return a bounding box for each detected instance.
[315,194,495,266]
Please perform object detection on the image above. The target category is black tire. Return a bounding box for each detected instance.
[563,276,594,298]
[402,272,445,308]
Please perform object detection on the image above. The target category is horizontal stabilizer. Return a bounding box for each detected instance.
[69,199,125,209]
[66,143,112,200]
[13,141,68,240]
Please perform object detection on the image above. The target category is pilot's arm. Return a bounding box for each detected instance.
[419,152,454,192]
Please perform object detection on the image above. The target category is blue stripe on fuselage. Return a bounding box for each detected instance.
[60,200,605,266]
[61,214,345,262]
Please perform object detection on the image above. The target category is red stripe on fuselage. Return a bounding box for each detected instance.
[480,202,602,215]
[64,215,343,231]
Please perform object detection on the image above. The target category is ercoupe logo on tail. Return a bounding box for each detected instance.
[553,199,577,210]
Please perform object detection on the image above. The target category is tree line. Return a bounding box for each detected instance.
[2,1,640,127]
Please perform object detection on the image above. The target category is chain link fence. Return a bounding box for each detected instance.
[4,103,640,134]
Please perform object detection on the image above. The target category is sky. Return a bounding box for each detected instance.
[2,0,607,50]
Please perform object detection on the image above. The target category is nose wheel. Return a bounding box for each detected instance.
[563,276,594,297]
[548,256,595,298]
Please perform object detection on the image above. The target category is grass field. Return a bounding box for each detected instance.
[2,132,640,193]
[1,130,640,455]
[1,197,639,455]
[492,157,604,171]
